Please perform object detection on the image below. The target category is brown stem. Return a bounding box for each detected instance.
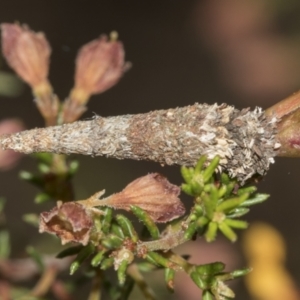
[88,269,102,300]
[127,264,156,300]
[31,265,58,297]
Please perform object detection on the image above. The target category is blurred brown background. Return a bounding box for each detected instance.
[1,0,300,299]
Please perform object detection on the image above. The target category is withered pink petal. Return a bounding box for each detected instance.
[39,202,93,246]
[100,173,185,223]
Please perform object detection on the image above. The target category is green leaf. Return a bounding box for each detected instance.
[216,193,249,213]
[237,186,257,196]
[181,166,194,183]
[23,214,40,227]
[0,230,10,259]
[205,222,218,242]
[196,262,225,276]
[194,155,207,174]
[190,271,206,289]
[34,193,51,204]
[117,260,129,285]
[165,268,175,292]
[116,215,138,243]
[218,222,237,242]
[145,252,170,268]
[130,205,160,239]
[26,246,44,272]
[70,243,95,275]
[184,221,197,240]
[101,257,114,270]
[226,207,249,218]
[224,219,248,229]
[56,245,83,258]
[102,234,123,249]
[241,193,269,207]
[101,207,113,234]
[111,223,125,239]
[91,250,106,267]
[203,156,220,182]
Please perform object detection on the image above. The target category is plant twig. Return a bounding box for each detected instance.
[127,264,156,300]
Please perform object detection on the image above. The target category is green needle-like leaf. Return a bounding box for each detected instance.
[226,207,250,218]
[116,215,139,243]
[241,193,269,207]
[145,252,171,268]
[70,243,95,275]
[237,186,257,196]
[56,245,83,258]
[101,257,114,270]
[218,222,237,242]
[111,223,125,239]
[224,219,248,229]
[229,267,252,279]
[117,260,129,285]
[26,246,44,272]
[202,290,214,300]
[181,183,194,196]
[130,205,160,239]
[181,166,194,183]
[205,222,218,242]
[203,188,219,219]
[195,155,207,174]
[203,156,220,182]
[91,250,106,267]
[102,234,123,249]
[101,207,113,234]
[216,193,249,213]
[165,268,175,292]
[196,262,225,276]
[0,231,10,259]
[190,271,206,289]
[184,221,197,240]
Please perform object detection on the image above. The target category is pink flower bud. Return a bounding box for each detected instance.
[39,202,93,246]
[1,23,51,91]
[0,119,24,170]
[70,33,128,104]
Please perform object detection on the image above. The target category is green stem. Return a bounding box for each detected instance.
[127,264,156,300]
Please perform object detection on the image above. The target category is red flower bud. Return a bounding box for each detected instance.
[1,23,51,92]
[39,202,93,246]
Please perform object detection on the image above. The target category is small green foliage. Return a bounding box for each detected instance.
[22,213,40,227]
[100,257,114,270]
[18,152,267,300]
[181,156,269,243]
[130,205,160,239]
[165,268,175,292]
[0,230,10,259]
[145,252,171,268]
[101,207,113,234]
[117,259,129,285]
[26,246,44,272]
[91,250,106,267]
[189,262,249,300]
[56,245,83,259]
[115,214,139,242]
[70,243,95,275]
